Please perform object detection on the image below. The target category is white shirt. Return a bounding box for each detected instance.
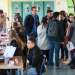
[37,24,49,50]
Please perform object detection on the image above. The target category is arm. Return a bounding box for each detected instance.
[59,22,64,42]
[32,49,39,67]
[24,15,32,35]
[68,26,74,41]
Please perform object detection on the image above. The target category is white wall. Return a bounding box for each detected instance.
[56,0,68,13]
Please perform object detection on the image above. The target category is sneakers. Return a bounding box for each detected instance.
[56,66,62,69]
[63,59,69,64]
[59,58,64,61]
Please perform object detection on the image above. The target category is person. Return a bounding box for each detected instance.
[46,12,64,69]
[24,7,40,38]
[59,10,69,63]
[5,13,9,21]
[67,13,75,68]
[45,10,53,19]
[18,37,45,75]
[0,10,6,33]
[47,16,53,23]
[37,17,49,64]
[16,16,22,25]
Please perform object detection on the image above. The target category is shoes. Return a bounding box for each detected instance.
[63,59,69,64]
[49,66,53,69]
[56,66,62,69]
[59,58,64,61]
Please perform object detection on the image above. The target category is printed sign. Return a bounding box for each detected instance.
[47,4,51,6]
[37,5,41,6]
[0,3,3,10]
[58,2,60,5]
[15,5,19,6]
[25,5,29,6]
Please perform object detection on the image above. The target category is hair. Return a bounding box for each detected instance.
[0,10,3,14]
[59,10,66,17]
[28,37,36,45]
[31,7,36,11]
[47,10,53,13]
[41,17,47,29]
[16,16,20,20]
[64,23,68,36]
[69,13,74,17]
[17,13,20,16]
[14,26,21,33]
[53,12,59,18]
[13,22,18,27]
[48,16,53,21]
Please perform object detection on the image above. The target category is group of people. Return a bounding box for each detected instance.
[0,6,75,75]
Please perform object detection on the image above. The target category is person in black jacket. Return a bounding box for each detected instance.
[18,37,45,75]
[59,10,69,63]
[24,7,40,38]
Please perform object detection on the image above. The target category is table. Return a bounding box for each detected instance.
[0,56,23,75]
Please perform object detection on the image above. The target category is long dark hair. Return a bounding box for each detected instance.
[41,17,47,29]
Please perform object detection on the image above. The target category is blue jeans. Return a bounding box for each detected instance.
[48,41,61,67]
[18,67,37,75]
[28,32,37,38]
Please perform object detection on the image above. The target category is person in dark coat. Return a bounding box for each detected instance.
[18,37,45,75]
[24,7,40,38]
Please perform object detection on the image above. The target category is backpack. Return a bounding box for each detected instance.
[47,21,58,37]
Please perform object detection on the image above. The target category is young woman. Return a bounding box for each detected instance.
[37,17,49,63]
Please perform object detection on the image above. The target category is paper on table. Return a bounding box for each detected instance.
[3,46,16,58]
[66,42,75,51]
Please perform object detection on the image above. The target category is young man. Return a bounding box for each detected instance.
[24,7,40,38]
[46,12,64,69]
[45,10,53,19]
[18,37,45,75]
[59,10,69,63]
[0,10,6,33]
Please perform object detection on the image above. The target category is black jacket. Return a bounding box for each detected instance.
[60,18,67,32]
[24,14,40,35]
[27,45,45,75]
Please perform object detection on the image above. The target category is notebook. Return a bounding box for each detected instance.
[66,42,75,51]
[3,46,16,58]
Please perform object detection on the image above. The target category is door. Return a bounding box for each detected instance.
[23,2,32,21]
[44,1,54,17]
[34,2,43,23]
[12,2,22,21]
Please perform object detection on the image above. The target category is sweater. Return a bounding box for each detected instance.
[37,24,49,50]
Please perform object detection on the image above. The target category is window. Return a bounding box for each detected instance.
[15,6,19,13]
[37,7,41,12]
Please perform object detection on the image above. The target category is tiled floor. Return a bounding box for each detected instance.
[43,62,75,75]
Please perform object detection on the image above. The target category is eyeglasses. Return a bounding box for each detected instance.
[32,10,37,11]
[69,17,74,19]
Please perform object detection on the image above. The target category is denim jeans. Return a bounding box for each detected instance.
[28,32,37,38]
[18,67,37,75]
[48,41,61,67]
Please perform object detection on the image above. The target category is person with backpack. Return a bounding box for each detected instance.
[24,7,40,38]
[46,12,64,69]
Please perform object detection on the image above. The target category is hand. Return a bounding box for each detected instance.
[68,41,70,45]
[61,42,64,44]
[2,31,4,34]
[30,32,33,34]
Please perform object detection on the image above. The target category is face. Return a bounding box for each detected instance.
[69,15,74,22]
[47,12,52,17]
[0,13,3,17]
[27,40,34,49]
[32,8,37,16]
